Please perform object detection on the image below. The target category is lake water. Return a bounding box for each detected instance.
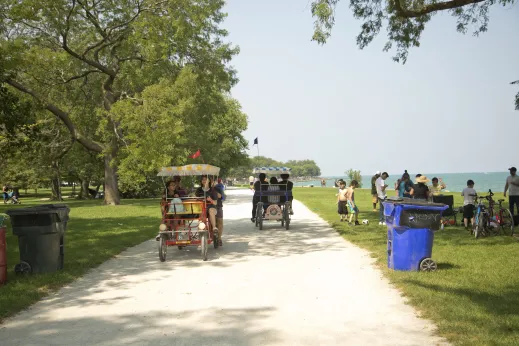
[296,172,511,193]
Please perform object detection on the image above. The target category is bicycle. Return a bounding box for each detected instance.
[473,193,492,239]
[487,192,514,236]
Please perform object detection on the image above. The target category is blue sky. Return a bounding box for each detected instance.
[223,1,519,176]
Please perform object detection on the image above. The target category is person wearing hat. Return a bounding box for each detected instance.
[371,171,381,211]
[410,175,430,200]
[504,167,519,216]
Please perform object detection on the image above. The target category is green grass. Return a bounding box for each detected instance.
[296,187,519,346]
[0,193,161,322]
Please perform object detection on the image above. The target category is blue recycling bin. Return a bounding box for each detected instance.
[383,198,448,272]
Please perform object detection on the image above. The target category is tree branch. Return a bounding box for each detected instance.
[62,32,116,77]
[5,78,104,153]
[61,70,103,84]
[76,0,108,39]
[393,0,486,18]
[106,0,144,36]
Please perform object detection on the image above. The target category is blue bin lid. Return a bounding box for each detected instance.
[383,199,448,217]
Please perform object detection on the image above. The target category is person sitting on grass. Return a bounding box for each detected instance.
[461,179,477,231]
[337,180,349,222]
[346,180,360,226]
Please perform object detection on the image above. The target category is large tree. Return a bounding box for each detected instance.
[0,0,239,204]
[310,0,518,109]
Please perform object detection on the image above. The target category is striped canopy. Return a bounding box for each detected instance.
[157,164,220,177]
[252,167,292,174]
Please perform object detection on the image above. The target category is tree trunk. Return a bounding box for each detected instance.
[104,150,120,205]
[50,161,63,201]
[79,179,91,199]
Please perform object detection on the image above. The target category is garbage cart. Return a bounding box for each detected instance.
[383,198,448,272]
[6,204,70,274]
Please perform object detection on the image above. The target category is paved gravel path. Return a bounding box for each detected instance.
[0,189,448,345]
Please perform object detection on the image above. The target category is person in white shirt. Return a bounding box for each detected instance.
[375,172,389,225]
[504,167,519,216]
[461,179,477,230]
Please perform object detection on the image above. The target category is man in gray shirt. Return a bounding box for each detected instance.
[504,167,519,216]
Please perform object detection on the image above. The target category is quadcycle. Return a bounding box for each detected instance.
[252,167,293,231]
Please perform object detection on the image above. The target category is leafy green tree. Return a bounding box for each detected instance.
[228,157,322,180]
[111,68,248,194]
[61,143,104,199]
[310,0,518,109]
[345,169,362,187]
[1,0,239,204]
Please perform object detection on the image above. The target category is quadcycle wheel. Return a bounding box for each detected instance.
[499,208,513,236]
[158,235,167,262]
[213,232,219,249]
[201,232,208,261]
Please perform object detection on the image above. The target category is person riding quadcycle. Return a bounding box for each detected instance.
[156,164,222,262]
[251,167,293,230]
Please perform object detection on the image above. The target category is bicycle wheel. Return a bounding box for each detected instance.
[499,208,513,236]
[475,213,486,239]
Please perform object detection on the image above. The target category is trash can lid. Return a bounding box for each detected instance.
[6,204,70,216]
[383,199,448,217]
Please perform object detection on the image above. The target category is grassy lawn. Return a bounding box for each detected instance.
[0,193,161,322]
[295,187,519,346]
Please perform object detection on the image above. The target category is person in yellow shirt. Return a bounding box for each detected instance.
[429,177,446,197]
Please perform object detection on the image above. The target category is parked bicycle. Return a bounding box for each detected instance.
[473,193,492,239]
[486,191,514,236]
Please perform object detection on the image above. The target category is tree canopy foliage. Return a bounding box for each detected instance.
[310,0,518,109]
[0,0,249,203]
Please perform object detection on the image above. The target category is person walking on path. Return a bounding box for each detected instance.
[371,171,380,211]
[504,167,519,216]
[376,172,389,225]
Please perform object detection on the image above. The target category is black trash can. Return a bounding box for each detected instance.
[6,204,70,274]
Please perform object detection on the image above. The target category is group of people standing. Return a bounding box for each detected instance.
[369,171,447,225]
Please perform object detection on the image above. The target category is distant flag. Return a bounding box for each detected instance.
[253,137,258,145]
[189,149,201,159]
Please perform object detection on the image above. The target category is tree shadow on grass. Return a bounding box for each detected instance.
[436,262,458,270]
[403,279,519,318]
